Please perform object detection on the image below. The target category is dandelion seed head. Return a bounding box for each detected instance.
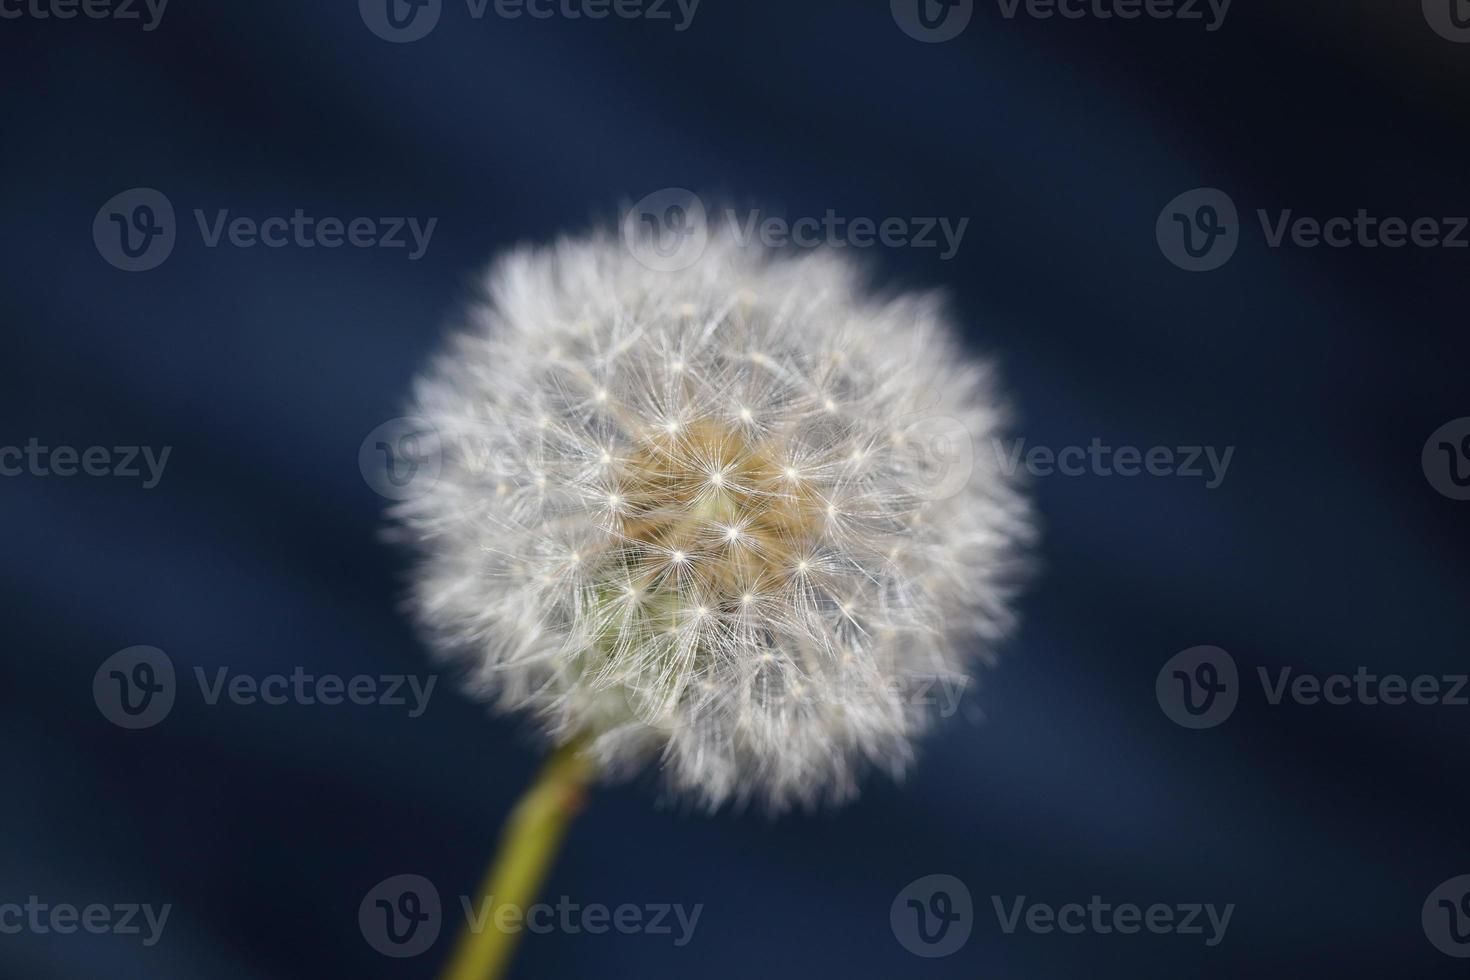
[394,225,1032,812]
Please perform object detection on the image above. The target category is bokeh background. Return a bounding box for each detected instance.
[5,0,1469,976]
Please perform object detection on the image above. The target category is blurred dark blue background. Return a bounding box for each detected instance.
[5,0,1469,976]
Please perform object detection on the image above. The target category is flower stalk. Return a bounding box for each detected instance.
[438,739,595,980]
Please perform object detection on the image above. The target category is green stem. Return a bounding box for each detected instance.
[438,738,595,980]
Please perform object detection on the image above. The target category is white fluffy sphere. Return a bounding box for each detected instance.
[394,226,1032,812]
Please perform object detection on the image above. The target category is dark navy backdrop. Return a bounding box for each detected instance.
[4,1,1469,977]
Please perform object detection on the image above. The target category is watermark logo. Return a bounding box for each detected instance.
[484,0,699,30]
[991,438,1234,489]
[360,875,442,958]
[0,440,171,487]
[892,0,974,43]
[897,414,975,502]
[1156,646,1238,729]
[895,0,1231,40]
[359,416,445,500]
[362,0,699,41]
[622,188,710,272]
[94,189,437,270]
[360,876,702,957]
[1425,876,1470,958]
[458,895,701,945]
[622,191,970,270]
[725,209,969,260]
[1424,0,1470,42]
[94,648,437,727]
[1257,667,1468,708]
[743,673,970,726]
[1161,189,1470,271]
[192,667,436,716]
[996,0,1231,31]
[992,895,1233,946]
[360,0,443,42]
[94,188,176,272]
[358,416,531,501]
[0,0,169,30]
[0,898,172,946]
[94,646,176,730]
[1160,648,1470,728]
[891,875,973,957]
[1423,418,1470,501]
[893,877,1232,953]
[1256,210,1469,250]
[1157,188,1238,272]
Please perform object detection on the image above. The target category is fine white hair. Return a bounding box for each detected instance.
[394,223,1032,812]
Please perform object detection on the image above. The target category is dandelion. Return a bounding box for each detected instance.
[392,217,1032,979]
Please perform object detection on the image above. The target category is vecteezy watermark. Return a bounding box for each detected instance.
[192,667,436,717]
[92,188,176,272]
[1158,646,1470,730]
[93,647,438,729]
[990,895,1233,946]
[891,875,973,957]
[94,647,178,730]
[891,876,1232,955]
[0,898,171,947]
[94,188,437,272]
[1159,188,1470,271]
[990,438,1235,489]
[359,416,445,501]
[0,0,168,30]
[359,0,443,42]
[994,0,1231,31]
[1424,875,1470,958]
[621,190,971,272]
[1424,0,1470,43]
[359,0,700,42]
[891,0,973,42]
[0,439,170,488]
[459,895,701,946]
[896,414,976,501]
[1423,418,1470,501]
[359,875,702,958]
[1255,667,1470,708]
[724,209,969,261]
[1156,188,1239,272]
[730,673,969,729]
[360,875,442,958]
[620,188,709,272]
[1156,646,1239,728]
[892,0,1229,42]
